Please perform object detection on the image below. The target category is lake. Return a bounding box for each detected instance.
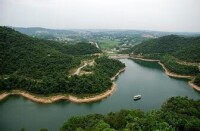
[0,59,199,131]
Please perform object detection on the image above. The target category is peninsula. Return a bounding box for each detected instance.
[0,27,125,103]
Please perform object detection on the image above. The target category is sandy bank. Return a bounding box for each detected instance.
[188,81,200,92]
[0,67,125,103]
[68,83,116,103]
[0,93,9,101]
[111,67,126,81]
[158,62,193,79]
[131,57,200,92]
[0,83,116,103]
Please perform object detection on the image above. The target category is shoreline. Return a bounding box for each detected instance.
[188,81,200,92]
[111,67,126,81]
[131,57,159,62]
[131,57,200,92]
[158,62,193,79]
[0,67,125,103]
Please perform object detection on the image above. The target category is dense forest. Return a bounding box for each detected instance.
[0,27,101,79]
[61,96,200,131]
[0,56,124,94]
[0,26,125,94]
[129,35,200,63]
[160,55,199,75]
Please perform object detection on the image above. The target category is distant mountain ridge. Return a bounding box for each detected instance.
[12,27,200,46]
[13,27,76,35]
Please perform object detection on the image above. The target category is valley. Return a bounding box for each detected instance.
[0,27,200,131]
[1,0,200,130]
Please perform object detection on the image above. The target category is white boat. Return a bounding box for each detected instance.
[133,95,141,100]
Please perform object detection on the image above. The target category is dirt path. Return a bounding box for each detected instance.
[72,60,95,76]
[73,63,87,75]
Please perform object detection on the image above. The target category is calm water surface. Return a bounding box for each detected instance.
[0,59,199,131]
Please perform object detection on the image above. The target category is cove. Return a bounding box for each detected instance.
[0,59,199,131]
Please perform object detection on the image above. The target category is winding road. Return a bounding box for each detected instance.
[73,63,87,75]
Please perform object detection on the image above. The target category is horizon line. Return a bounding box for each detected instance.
[2,25,200,34]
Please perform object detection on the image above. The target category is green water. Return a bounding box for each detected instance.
[0,59,199,131]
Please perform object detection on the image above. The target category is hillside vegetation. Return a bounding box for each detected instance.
[132,35,200,62]
[160,55,199,75]
[0,26,125,94]
[0,27,100,80]
[61,96,200,131]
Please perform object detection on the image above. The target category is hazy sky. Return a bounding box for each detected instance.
[0,0,200,32]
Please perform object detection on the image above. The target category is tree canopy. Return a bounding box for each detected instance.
[61,96,200,131]
[0,26,125,95]
[129,35,200,62]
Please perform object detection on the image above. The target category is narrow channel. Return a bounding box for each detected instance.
[0,59,199,131]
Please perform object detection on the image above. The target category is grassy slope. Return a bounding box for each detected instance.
[97,38,120,49]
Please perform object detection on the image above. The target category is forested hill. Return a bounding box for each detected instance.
[129,35,200,87]
[0,26,101,56]
[0,26,101,80]
[13,27,76,36]
[0,26,125,95]
[131,35,200,62]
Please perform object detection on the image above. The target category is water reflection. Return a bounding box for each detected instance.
[131,59,163,70]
